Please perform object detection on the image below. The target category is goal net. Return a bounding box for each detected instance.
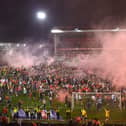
[71,92,122,111]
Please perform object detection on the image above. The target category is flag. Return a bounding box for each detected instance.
[41,110,47,119]
[50,110,57,120]
[18,109,26,118]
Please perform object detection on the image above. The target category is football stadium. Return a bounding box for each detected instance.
[0,0,126,125]
[0,29,126,126]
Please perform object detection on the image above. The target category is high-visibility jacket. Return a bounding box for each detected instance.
[81,109,87,117]
[14,108,18,113]
[105,109,110,118]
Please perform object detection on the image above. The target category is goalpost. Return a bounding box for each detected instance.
[71,92,122,110]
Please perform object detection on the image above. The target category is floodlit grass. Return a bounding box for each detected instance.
[0,94,126,122]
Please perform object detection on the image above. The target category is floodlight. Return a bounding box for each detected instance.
[36,11,46,20]
[51,29,64,33]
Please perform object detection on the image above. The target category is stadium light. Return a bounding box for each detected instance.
[74,28,81,32]
[36,11,46,20]
[23,44,26,47]
[51,29,64,33]
[16,43,20,47]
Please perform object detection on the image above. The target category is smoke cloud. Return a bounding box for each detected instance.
[56,89,70,102]
[2,31,126,88]
[64,31,126,87]
[2,41,54,68]
[95,32,126,87]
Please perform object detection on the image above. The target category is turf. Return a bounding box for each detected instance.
[0,94,126,122]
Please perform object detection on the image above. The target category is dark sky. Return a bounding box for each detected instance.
[0,0,126,42]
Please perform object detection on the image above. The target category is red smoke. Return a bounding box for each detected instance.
[56,90,70,102]
[2,43,54,68]
[66,31,126,87]
[2,32,126,88]
[95,32,126,87]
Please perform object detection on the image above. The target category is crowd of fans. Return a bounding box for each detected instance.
[0,60,126,123]
[0,61,115,97]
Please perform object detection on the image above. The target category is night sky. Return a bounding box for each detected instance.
[0,0,126,42]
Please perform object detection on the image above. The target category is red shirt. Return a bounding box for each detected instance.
[2,107,8,114]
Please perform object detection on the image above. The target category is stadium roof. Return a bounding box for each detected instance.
[51,28,126,34]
